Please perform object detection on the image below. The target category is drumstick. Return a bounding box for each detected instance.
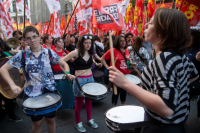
[109,31,117,95]
[60,65,92,78]
[75,67,92,78]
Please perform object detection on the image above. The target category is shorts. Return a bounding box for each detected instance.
[73,74,94,97]
[30,111,56,122]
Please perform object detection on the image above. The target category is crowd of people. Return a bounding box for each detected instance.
[0,8,200,133]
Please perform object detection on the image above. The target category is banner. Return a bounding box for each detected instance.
[180,0,200,27]
[12,21,42,33]
[0,0,14,38]
[74,0,93,22]
[93,0,124,31]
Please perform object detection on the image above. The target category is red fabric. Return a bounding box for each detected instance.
[103,48,132,74]
[180,0,200,27]
[92,0,124,31]
[52,49,69,72]
[147,0,155,18]
[42,44,56,50]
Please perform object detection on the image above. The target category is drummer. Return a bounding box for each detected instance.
[108,8,199,132]
[0,26,75,133]
[0,38,22,122]
[101,35,133,106]
[62,34,102,132]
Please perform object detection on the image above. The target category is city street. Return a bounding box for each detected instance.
[0,90,200,133]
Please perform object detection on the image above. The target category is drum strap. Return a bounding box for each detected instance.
[48,49,55,74]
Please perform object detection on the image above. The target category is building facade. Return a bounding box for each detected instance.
[5,0,73,25]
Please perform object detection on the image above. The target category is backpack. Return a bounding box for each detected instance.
[94,43,105,57]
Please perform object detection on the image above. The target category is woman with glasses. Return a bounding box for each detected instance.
[101,35,132,106]
[108,9,199,132]
[62,34,102,132]
[0,26,75,133]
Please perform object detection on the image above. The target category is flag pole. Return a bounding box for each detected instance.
[62,0,80,38]
[46,14,53,34]
[24,0,26,28]
[15,0,19,39]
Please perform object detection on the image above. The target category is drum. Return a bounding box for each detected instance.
[125,74,141,85]
[105,105,157,132]
[0,57,22,99]
[54,74,74,110]
[81,82,107,101]
[22,93,62,116]
[93,70,105,83]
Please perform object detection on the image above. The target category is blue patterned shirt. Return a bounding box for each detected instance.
[8,47,60,97]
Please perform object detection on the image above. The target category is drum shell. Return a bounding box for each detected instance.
[0,57,22,99]
[82,91,107,101]
[22,93,62,116]
[55,78,74,110]
[81,82,108,101]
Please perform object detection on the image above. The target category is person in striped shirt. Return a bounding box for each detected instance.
[108,8,199,133]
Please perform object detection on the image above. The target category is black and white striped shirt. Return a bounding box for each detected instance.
[141,51,198,124]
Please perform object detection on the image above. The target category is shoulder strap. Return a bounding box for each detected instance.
[21,51,26,67]
[48,49,55,74]
[63,48,68,55]
[118,49,127,62]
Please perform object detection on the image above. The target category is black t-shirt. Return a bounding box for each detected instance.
[66,43,76,52]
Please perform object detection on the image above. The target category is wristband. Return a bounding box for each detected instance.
[65,71,70,74]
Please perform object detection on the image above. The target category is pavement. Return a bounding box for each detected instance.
[0,91,200,133]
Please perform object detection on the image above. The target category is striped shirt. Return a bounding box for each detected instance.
[141,51,198,124]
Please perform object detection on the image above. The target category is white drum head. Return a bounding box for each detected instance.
[82,83,107,96]
[106,105,145,123]
[23,93,61,109]
[54,74,65,80]
[125,74,141,84]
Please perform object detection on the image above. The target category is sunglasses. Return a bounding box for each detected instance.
[83,35,92,40]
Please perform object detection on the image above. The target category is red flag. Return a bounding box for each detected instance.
[93,0,125,31]
[142,9,146,35]
[147,0,155,18]
[160,1,165,8]
[79,20,88,36]
[175,0,182,9]
[0,0,14,38]
[138,0,144,19]
[180,0,200,27]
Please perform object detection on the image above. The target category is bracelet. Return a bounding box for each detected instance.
[65,71,70,74]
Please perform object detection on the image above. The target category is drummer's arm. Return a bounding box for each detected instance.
[57,58,70,73]
[100,57,109,69]
[62,50,78,62]
[123,82,174,118]
[0,63,16,86]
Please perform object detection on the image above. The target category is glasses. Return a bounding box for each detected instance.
[120,40,126,42]
[83,35,92,40]
[25,35,39,41]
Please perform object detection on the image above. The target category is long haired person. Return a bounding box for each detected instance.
[63,34,102,132]
[101,35,132,106]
